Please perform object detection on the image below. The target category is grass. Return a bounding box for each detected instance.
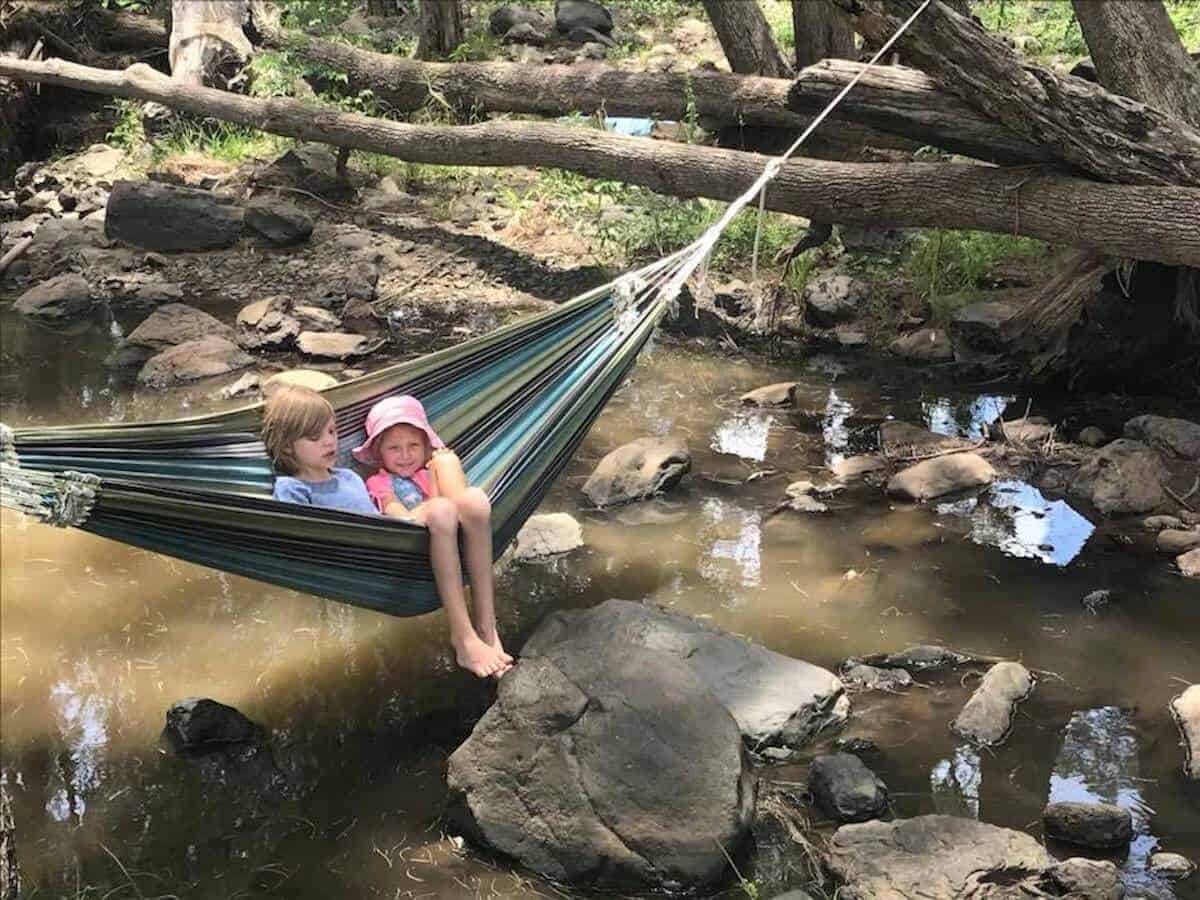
[902,230,1045,321]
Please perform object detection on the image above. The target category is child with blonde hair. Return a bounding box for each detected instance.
[262,386,511,678]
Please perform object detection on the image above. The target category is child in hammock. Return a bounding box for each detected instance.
[262,385,512,679]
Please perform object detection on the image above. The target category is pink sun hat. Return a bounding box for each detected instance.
[351,394,445,466]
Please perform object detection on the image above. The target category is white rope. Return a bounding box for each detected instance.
[675,0,934,297]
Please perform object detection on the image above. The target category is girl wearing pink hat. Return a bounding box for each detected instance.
[353,394,512,679]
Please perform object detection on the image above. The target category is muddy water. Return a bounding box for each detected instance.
[2,308,1198,899]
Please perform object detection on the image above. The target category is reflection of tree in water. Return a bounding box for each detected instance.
[931,744,981,818]
[1050,708,1174,899]
[922,393,1011,440]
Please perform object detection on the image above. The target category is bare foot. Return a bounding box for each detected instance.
[454,634,508,678]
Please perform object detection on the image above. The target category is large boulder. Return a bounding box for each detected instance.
[1123,414,1200,460]
[523,600,847,749]
[446,645,754,890]
[1172,684,1200,779]
[826,816,1052,899]
[105,180,242,252]
[1068,439,1168,515]
[1042,801,1133,850]
[886,453,996,501]
[951,661,1035,747]
[583,436,691,507]
[237,295,301,350]
[807,754,888,824]
[803,271,868,327]
[555,0,612,35]
[126,303,234,351]
[138,336,253,388]
[13,273,95,321]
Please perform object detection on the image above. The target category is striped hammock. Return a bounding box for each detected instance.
[1,251,689,617]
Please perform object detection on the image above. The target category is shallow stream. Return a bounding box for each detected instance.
[2,306,1198,899]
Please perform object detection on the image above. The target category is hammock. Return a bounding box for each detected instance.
[1,2,929,617]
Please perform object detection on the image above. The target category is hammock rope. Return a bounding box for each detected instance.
[0,3,931,616]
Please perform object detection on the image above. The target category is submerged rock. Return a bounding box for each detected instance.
[1068,439,1168,515]
[446,645,754,890]
[1171,684,1200,779]
[825,815,1051,899]
[106,180,242,252]
[14,273,94,321]
[162,698,286,796]
[164,697,261,750]
[138,336,253,388]
[1047,858,1124,900]
[1123,414,1200,460]
[1042,801,1133,850]
[951,661,1034,747]
[841,663,912,692]
[513,513,584,560]
[886,453,996,501]
[807,754,888,824]
[522,599,846,750]
[870,645,969,671]
[740,382,797,407]
[583,436,691,507]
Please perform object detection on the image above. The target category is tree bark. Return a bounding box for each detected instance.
[367,0,400,15]
[254,23,1052,163]
[702,0,793,78]
[832,0,1200,187]
[791,0,856,70]
[4,57,1199,268]
[168,0,251,87]
[416,0,463,60]
[0,777,17,900]
[1071,0,1200,129]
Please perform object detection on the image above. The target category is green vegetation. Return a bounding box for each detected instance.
[903,230,1045,320]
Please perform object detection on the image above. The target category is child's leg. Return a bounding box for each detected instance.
[455,487,509,662]
[420,497,507,678]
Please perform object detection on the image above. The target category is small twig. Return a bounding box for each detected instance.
[0,236,34,278]
[1165,483,1196,512]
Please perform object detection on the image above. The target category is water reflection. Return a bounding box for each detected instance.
[711,410,772,461]
[46,662,112,823]
[698,498,762,597]
[822,388,855,466]
[924,394,1012,439]
[937,480,1094,566]
[1049,707,1171,898]
[930,744,981,819]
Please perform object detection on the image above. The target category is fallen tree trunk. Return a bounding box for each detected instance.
[3,2,168,55]
[254,23,1049,164]
[832,0,1200,187]
[3,57,1199,267]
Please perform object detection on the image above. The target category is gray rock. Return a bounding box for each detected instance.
[361,188,421,215]
[740,382,797,407]
[555,0,612,36]
[886,453,996,501]
[841,663,912,692]
[949,299,1018,352]
[889,327,953,362]
[523,599,847,750]
[951,661,1034,747]
[237,295,301,350]
[583,436,691,507]
[163,697,261,750]
[138,337,253,388]
[826,815,1052,900]
[1047,858,1124,900]
[503,21,547,44]
[126,303,234,351]
[1042,801,1133,849]
[105,180,242,252]
[1180,547,1200,578]
[490,3,547,35]
[1148,852,1196,879]
[296,331,376,360]
[257,146,351,199]
[1144,514,1185,531]
[513,513,584,560]
[803,271,868,327]
[1172,684,1200,778]
[14,273,94,320]
[1078,425,1108,447]
[1068,439,1168,515]
[243,198,313,245]
[1124,414,1200,460]
[446,645,754,890]
[808,754,888,823]
[1158,529,1200,554]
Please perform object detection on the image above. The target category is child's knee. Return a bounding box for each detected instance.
[458,487,491,522]
[425,497,459,532]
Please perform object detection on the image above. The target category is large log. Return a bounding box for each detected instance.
[3,2,168,54]
[832,0,1200,187]
[253,24,1048,164]
[2,57,1198,268]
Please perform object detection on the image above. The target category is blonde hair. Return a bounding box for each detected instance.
[261,385,335,475]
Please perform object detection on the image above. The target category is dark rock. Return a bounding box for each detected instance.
[1068,439,1168,515]
[1123,414,1200,460]
[162,698,286,796]
[243,198,313,245]
[870,645,970,671]
[138,337,254,388]
[105,180,242,252]
[1042,801,1133,850]
[523,600,847,750]
[446,644,754,890]
[1047,858,1124,900]
[489,4,547,35]
[807,754,888,824]
[14,273,95,320]
[163,697,261,751]
[583,436,691,506]
[949,298,1018,353]
[1078,425,1108,447]
[566,25,616,46]
[503,21,548,45]
[257,145,351,199]
[555,0,612,36]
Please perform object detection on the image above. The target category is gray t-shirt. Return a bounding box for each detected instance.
[272,468,379,517]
